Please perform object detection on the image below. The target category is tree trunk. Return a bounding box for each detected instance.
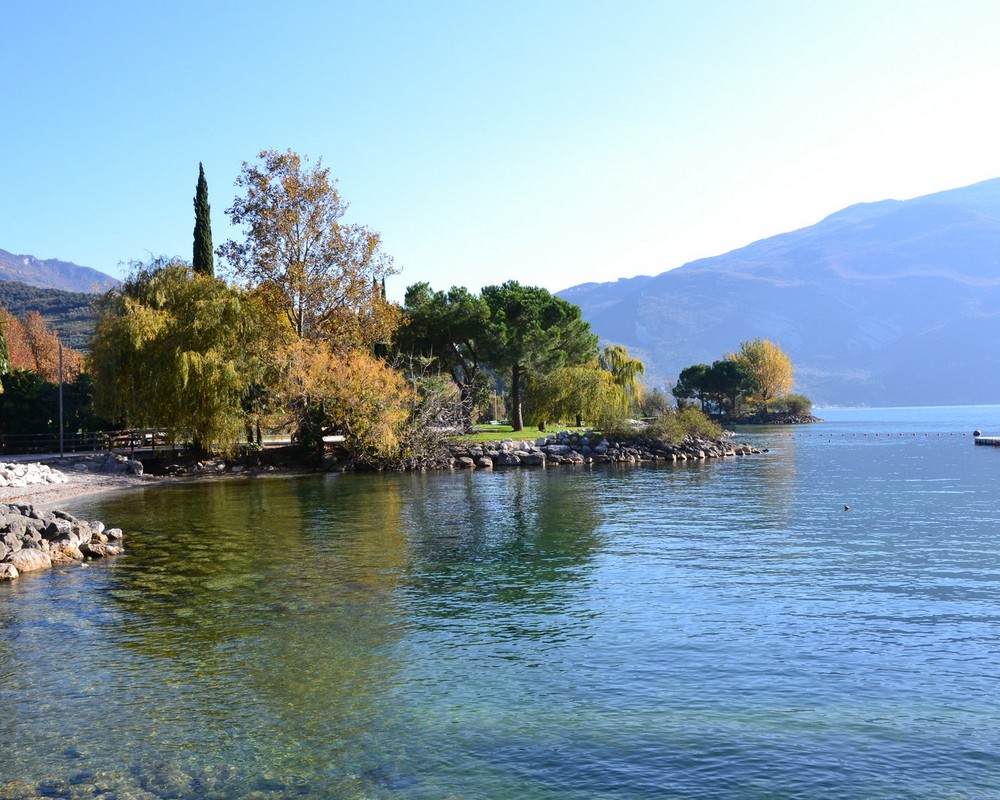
[459,381,475,432]
[510,363,524,431]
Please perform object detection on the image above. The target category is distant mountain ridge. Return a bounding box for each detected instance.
[0,248,118,293]
[559,178,1000,407]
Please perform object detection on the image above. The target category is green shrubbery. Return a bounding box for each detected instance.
[601,406,722,445]
[770,393,813,416]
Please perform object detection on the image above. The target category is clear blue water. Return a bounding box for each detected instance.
[2,405,1000,799]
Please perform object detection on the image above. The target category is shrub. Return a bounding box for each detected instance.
[645,406,722,444]
[773,393,813,416]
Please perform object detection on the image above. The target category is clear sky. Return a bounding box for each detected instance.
[4,0,1000,302]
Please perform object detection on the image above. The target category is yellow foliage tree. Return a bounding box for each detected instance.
[218,148,400,348]
[729,338,793,413]
[282,340,415,463]
[89,260,264,453]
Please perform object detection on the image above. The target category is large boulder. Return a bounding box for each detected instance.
[8,548,52,573]
[81,542,124,559]
[497,452,521,467]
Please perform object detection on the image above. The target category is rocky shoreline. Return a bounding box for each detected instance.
[443,429,764,469]
[1,502,124,581]
[0,462,133,581]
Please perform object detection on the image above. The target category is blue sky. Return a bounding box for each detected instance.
[4,0,1000,301]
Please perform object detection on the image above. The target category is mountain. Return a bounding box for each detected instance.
[0,249,118,293]
[559,178,1000,407]
[0,280,98,351]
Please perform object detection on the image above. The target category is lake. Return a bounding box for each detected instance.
[3,405,1000,799]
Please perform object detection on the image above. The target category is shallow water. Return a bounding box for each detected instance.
[3,405,1000,798]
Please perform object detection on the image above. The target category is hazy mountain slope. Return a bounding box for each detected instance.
[0,280,98,350]
[560,178,1000,407]
[0,248,117,293]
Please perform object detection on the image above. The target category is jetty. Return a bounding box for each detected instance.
[974,435,1000,446]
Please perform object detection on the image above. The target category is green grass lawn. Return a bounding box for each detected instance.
[449,424,589,443]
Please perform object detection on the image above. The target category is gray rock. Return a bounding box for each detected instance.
[2,529,23,550]
[105,528,124,541]
[475,457,493,470]
[0,563,18,580]
[44,519,74,540]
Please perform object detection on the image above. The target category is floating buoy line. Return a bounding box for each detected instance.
[770,431,973,438]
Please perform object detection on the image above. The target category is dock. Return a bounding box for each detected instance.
[974,436,1000,446]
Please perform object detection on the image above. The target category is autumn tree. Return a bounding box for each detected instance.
[280,340,414,463]
[218,148,399,347]
[398,282,491,431]
[729,338,793,413]
[193,162,214,277]
[481,281,598,431]
[89,259,264,453]
[0,308,81,383]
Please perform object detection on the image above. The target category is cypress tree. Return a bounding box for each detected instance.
[193,162,215,277]
[0,315,9,383]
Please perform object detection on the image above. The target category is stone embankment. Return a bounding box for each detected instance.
[722,412,822,425]
[0,464,124,581]
[446,429,763,469]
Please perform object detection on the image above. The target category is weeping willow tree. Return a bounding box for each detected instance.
[599,344,645,414]
[89,258,268,454]
[525,364,622,430]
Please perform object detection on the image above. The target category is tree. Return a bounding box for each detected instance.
[89,259,264,453]
[524,364,620,430]
[398,282,491,431]
[729,338,793,413]
[599,344,645,414]
[707,359,758,415]
[193,162,214,277]
[0,312,9,389]
[0,307,82,384]
[481,281,598,431]
[218,148,399,347]
[281,339,414,464]
[673,363,711,408]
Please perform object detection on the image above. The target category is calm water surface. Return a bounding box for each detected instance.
[3,405,1000,798]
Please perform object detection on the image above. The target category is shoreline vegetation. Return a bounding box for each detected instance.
[1,151,817,479]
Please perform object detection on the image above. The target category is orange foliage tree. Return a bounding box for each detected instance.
[0,308,82,383]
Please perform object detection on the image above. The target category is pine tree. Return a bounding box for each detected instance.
[193,162,214,277]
